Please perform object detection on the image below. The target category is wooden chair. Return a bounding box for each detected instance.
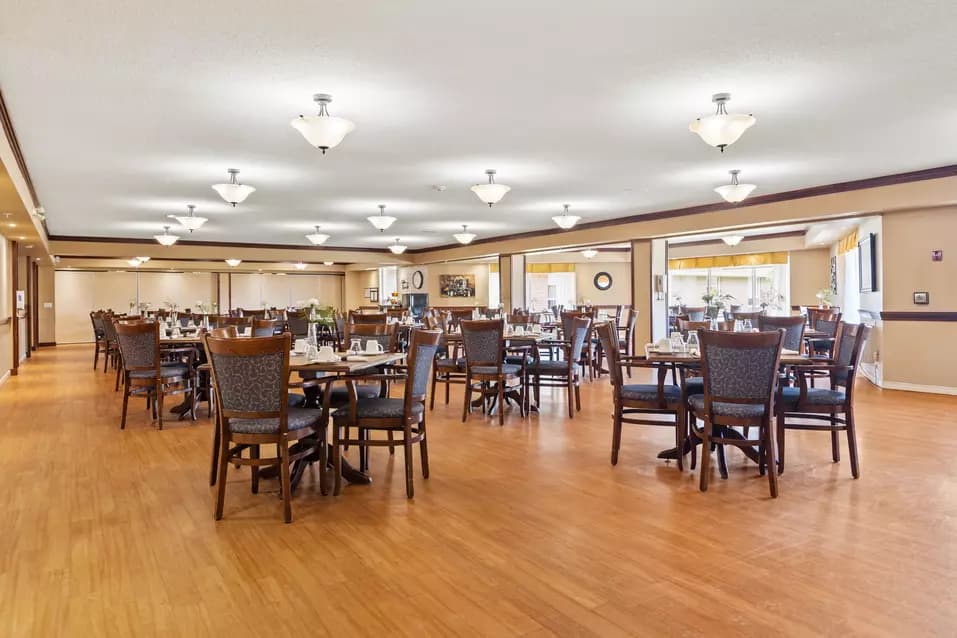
[216,316,251,332]
[252,318,282,337]
[204,332,325,523]
[114,320,195,430]
[284,310,310,338]
[526,316,591,418]
[449,309,475,329]
[100,314,121,373]
[757,315,806,353]
[561,310,597,380]
[240,308,267,319]
[683,306,707,321]
[617,307,638,378]
[348,311,387,324]
[91,311,108,370]
[430,320,467,410]
[776,323,870,478]
[728,310,763,329]
[460,319,527,426]
[678,319,711,338]
[596,321,688,471]
[331,329,442,498]
[688,329,784,497]
[344,322,398,355]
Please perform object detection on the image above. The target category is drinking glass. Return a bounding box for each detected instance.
[686,330,700,356]
[349,339,363,356]
[669,331,685,352]
[742,319,753,332]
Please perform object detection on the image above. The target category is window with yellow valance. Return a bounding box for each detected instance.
[668,251,789,271]
[488,263,499,273]
[526,263,576,273]
[837,229,858,254]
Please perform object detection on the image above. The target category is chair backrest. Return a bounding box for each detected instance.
[203,333,292,430]
[560,310,592,338]
[567,315,592,366]
[449,309,475,328]
[344,322,397,352]
[808,308,841,330]
[699,329,783,416]
[757,315,806,352]
[114,320,159,373]
[460,319,504,370]
[404,329,442,406]
[252,318,282,337]
[349,311,387,324]
[595,321,623,387]
[386,308,406,319]
[832,323,870,394]
[284,311,309,337]
[101,314,119,342]
[241,309,267,319]
[684,306,707,321]
[814,315,842,339]
[208,326,238,339]
[678,319,711,337]
[622,307,638,336]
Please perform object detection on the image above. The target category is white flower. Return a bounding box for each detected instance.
[308,297,320,307]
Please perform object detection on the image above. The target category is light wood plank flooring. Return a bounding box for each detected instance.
[1,345,955,637]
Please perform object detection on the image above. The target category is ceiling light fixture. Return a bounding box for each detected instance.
[127,258,143,267]
[225,259,242,267]
[212,168,256,206]
[553,204,581,230]
[453,224,477,245]
[169,204,207,232]
[714,170,757,203]
[135,256,150,263]
[722,235,744,246]
[294,262,307,270]
[305,225,330,245]
[582,248,598,259]
[470,169,510,207]
[388,238,408,255]
[290,93,355,154]
[368,204,397,231]
[323,261,334,266]
[154,225,179,246]
[689,93,756,152]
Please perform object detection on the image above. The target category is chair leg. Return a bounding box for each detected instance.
[278,438,293,523]
[120,379,130,430]
[566,376,574,418]
[611,403,622,465]
[498,381,505,426]
[114,363,122,392]
[157,387,165,430]
[333,425,343,496]
[716,443,729,480]
[845,408,860,479]
[359,429,368,473]
[698,421,712,492]
[675,409,685,472]
[250,445,260,494]
[214,432,230,520]
[574,380,581,412]
[830,415,841,462]
[430,370,437,410]
[387,431,395,455]
[209,418,220,486]
[318,431,329,496]
[419,415,430,479]
[404,425,415,499]
[461,380,471,423]
[445,374,451,405]
[765,421,779,498]
[776,412,786,475]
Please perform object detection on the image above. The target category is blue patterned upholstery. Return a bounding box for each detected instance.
[129,363,189,379]
[689,395,767,419]
[409,342,440,396]
[780,387,846,407]
[462,322,502,364]
[621,384,681,403]
[436,357,466,370]
[286,316,309,337]
[229,407,320,434]
[505,354,534,366]
[526,360,579,375]
[758,317,805,351]
[253,327,278,337]
[288,393,306,408]
[116,328,157,369]
[569,319,591,361]
[471,364,521,376]
[684,376,704,395]
[702,343,778,400]
[209,350,285,413]
[816,319,839,337]
[833,330,857,386]
[333,398,424,423]
[686,309,706,321]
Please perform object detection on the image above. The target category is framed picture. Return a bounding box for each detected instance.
[829,256,838,293]
[858,233,877,293]
[439,274,476,298]
[369,288,379,302]
[913,291,930,305]
[401,279,409,290]
[593,272,613,291]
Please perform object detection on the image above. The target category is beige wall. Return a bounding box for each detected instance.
[228,272,343,311]
[575,261,632,306]
[37,264,55,344]
[345,270,378,311]
[789,248,830,306]
[0,239,13,379]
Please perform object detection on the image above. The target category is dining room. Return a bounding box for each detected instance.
[1,2,957,635]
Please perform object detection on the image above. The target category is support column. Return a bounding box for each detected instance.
[631,240,652,347]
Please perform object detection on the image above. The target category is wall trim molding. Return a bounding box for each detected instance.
[48,234,387,254]
[38,341,56,347]
[880,380,957,396]
[880,311,957,322]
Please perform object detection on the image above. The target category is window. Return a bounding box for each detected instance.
[378,266,397,304]
[526,272,575,312]
[488,264,500,308]
[669,263,789,314]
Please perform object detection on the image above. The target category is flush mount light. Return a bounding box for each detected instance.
[294,262,307,270]
[722,235,744,246]
[135,256,150,263]
[368,204,397,231]
[689,93,756,152]
[154,226,179,246]
[212,168,256,206]
[470,169,510,207]
[305,225,330,245]
[453,224,477,245]
[290,93,355,154]
[581,248,599,259]
[169,204,207,232]
[127,258,143,267]
[225,259,242,267]
[552,204,581,230]
[388,238,408,255]
[714,170,757,203]
[323,261,334,266]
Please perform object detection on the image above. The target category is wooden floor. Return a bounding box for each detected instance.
[1,345,955,637]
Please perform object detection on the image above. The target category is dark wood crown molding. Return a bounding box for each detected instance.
[880,311,957,322]
[47,234,388,254]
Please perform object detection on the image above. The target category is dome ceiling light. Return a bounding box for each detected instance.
[722,235,745,246]
[154,225,179,246]
[552,204,581,230]
[212,168,256,206]
[453,224,477,245]
[290,93,355,154]
[581,248,598,259]
[294,262,307,270]
[689,93,756,152]
[225,259,242,267]
[169,204,207,233]
[715,169,757,203]
[368,204,397,231]
[323,261,334,266]
[470,169,510,207]
[127,258,143,267]
[388,238,408,255]
[305,225,330,245]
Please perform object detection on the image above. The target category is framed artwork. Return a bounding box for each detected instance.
[439,274,476,298]
[369,288,379,302]
[913,291,930,305]
[858,233,878,293]
[829,256,838,293]
[594,272,613,291]
[401,279,409,290]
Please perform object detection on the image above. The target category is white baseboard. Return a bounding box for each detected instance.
[880,380,957,396]
[0,370,9,388]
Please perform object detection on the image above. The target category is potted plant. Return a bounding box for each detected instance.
[701,289,735,319]
[815,288,835,308]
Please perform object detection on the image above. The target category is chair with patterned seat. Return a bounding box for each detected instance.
[596,321,688,470]
[525,316,591,418]
[461,319,527,426]
[776,323,869,478]
[688,329,784,497]
[683,306,707,321]
[252,317,283,337]
[114,320,195,430]
[332,329,442,498]
[757,315,806,353]
[204,332,325,523]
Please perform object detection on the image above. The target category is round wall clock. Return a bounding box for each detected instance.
[412,270,424,290]
[594,272,613,291]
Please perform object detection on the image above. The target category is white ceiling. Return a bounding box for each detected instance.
[2,1,957,250]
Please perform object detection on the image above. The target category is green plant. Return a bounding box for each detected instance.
[701,289,735,318]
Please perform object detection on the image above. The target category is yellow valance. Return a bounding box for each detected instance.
[489,263,499,273]
[837,229,858,254]
[668,251,789,270]
[526,263,576,273]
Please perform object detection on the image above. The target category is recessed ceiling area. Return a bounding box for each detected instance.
[2,2,956,250]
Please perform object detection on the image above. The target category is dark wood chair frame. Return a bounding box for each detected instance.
[460,319,528,426]
[526,316,591,418]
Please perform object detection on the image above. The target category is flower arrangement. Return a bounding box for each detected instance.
[163,300,179,312]
[196,300,207,314]
[701,289,735,319]
[815,288,835,308]
[297,298,335,326]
